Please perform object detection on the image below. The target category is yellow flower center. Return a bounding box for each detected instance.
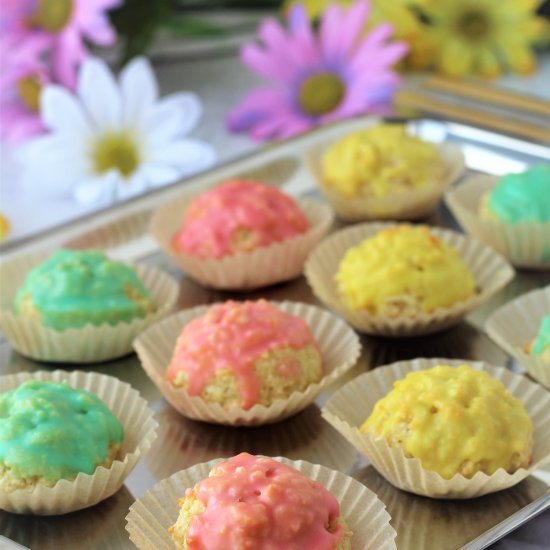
[92,133,140,179]
[17,74,42,112]
[456,10,490,40]
[299,73,345,117]
[29,0,74,33]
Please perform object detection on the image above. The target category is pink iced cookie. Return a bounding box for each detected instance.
[166,300,323,410]
[171,180,310,259]
[169,453,351,550]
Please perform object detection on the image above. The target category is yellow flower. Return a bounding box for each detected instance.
[0,213,10,242]
[284,0,423,43]
[410,0,549,77]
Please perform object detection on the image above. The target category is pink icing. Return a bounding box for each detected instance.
[166,300,321,409]
[185,453,344,550]
[171,180,310,259]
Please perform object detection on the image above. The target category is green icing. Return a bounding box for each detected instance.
[14,249,151,330]
[533,314,550,356]
[488,165,550,224]
[0,380,124,484]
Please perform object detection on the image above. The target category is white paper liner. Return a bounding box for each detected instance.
[150,193,333,290]
[304,222,514,337]
[0,251,179,363]
[0,370,157,515]
[486,286,550,389]
[125,456,397,550]
[304,140,465,221]
[134,301,361,426]
[322,358,550,499]
[355,464,549,549]
[445,175,550,269]
[146,404,358,480]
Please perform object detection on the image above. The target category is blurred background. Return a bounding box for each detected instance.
[1,0,549,246]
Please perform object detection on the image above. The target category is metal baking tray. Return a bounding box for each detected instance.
[1,117,549,549]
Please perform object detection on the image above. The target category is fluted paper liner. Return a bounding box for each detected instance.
[304,141,465,221]
[322,358,550,499]
[304,222,514,337]
[486,286,550,389]
[0,370,157,515]
[125,456,397,550]
[150,194,333,290]
[445,175,550,269]
[134,301,361,426]
[0,251,179,363]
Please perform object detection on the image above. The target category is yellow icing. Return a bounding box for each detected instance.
[361,365,533,479]
[321,125,445,198]
[336,225,476,313]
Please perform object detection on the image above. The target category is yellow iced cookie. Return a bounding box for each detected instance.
[361,365,533,479]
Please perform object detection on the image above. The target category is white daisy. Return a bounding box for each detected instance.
[19,56,216,205]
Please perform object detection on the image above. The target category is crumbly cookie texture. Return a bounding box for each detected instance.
[322,124,446,199]
[336,225,476,315]
[169,453,352,550]
[0,380,125,492]
[167,300,323,410]
[361,365,533,479]
[14,249,154,330]
[172,180,309,259]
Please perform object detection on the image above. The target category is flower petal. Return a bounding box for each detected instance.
[140,162,181,187]
[78,57,122,131]
[149,139,216,172]
[120,56,158,128]
[74,170,118,205]
[115,170,147,200]
[41,85,93,137]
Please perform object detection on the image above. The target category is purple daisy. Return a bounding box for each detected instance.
[227,1,408,141]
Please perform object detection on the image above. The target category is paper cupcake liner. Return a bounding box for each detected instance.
[126,456,397,550]
[146,404,358,480]
[231,155,300,186]
[322,357,550,499]
[304,140,465,221]
[150,193,333,290]
[355,464,548,549]
[445,175,550,269]
[0,251,179,363]
[134,300,361,426]
[0,370,157,515]
[304,222,514,337]
[486,286,550,389]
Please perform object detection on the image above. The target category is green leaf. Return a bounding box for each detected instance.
[109,0,174,64]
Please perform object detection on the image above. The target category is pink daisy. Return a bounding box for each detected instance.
[0,37,51,144]
[1,0,120,88]
[227,1,408,141]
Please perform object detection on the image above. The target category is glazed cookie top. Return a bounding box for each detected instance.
[486,165,550,224]
[336,225,476,313]
[321,124,445,198]
[361,365,532,479]
[171,180,310,259]
[13,249,152,330]
[184,453,344,549]
[166,300,320,409]
[533,313,550,356]
[0,380,124,484]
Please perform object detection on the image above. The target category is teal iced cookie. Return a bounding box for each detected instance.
[14,249,154,330]
[487,165,550,224]
[0,380,124,489]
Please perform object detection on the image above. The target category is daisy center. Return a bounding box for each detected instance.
[93,133,140,179]
[30,0,74,33]
[299,73,345,117]
[457,10,490,40]
[17,74,42,112]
